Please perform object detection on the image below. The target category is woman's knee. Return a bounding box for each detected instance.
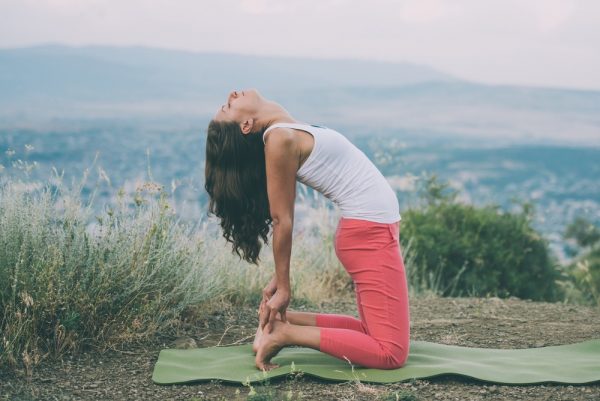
[380,344,409,369]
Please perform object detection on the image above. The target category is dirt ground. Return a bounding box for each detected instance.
[1,295,599,401]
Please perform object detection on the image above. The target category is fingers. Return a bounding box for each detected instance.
[260,314,268,331]
[259,303,269,330]
[268,309,278,333]
[280,309,287,323]
[257,299,265,316]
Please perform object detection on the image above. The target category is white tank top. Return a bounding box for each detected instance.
[263,122,401,224]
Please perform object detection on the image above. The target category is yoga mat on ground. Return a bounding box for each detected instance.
[152,339,600,385]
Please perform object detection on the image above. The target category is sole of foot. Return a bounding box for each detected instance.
[253,316,286,354]
[252,307,283,354]
[255,319,287,371]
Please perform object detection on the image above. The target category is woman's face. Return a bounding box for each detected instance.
[213,88,262,124]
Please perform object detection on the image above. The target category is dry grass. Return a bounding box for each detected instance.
[0,168,358,375]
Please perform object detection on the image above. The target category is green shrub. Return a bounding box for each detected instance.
[565,217,600,248]
[401,175,561,301]
[559,217,600,306]
[561,247,600,306]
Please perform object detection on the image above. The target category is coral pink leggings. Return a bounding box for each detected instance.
[317,217,410,369]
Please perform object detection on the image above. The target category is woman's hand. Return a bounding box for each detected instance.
[259,288,290,334]
[262,275,278,304]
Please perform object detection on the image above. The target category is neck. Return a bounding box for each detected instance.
[256,100,299,131]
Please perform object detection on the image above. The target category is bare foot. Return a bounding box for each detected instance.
[252,324,262,354]
[253,301,267,354]
[252,305,281,354]
[255,319,287,371]
[253,315,284,354]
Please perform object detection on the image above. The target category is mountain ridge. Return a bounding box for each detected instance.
[1,44,599,146]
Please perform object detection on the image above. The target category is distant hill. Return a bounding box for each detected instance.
[1,44,599,145]
[0,44,456,102]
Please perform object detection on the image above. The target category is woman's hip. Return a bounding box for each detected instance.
[334,217,403,274]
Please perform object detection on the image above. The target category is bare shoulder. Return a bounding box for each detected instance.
[263,127,300,159]
[263,127,300,169]
[263,126,295,147]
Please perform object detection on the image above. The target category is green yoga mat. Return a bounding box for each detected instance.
[152,339,600,385]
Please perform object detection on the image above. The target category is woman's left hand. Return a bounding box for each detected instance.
[260,288,290,334]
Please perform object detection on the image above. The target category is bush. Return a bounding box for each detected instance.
[400,175,561,301]
[559,217,600,306]
[0,178,225,373]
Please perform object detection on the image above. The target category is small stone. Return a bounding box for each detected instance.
[172,337,198,349]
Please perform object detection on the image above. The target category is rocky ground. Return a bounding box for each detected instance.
[1,295,600,401]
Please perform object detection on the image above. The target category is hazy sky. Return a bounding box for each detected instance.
[1,0,599,90]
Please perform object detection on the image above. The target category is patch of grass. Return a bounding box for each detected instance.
[377,389,419,401]
[0,166,349,374]
[241,373,304,401]
[0,175,222,373]
[331,357,420,400]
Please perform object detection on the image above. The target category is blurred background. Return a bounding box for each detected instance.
[1,0,599,271]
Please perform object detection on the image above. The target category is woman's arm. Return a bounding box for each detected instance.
[260,128,299,332]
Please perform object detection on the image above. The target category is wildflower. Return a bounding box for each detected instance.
[171,179,179,193]
[136,181,163,194]
[20,292,34,308]
[98,167,111,185]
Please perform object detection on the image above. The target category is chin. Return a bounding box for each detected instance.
[245,88,260,98]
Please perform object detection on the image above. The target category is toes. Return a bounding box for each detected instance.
[255,351,280,371]
[255,359,279,371]
[263,362,279,371]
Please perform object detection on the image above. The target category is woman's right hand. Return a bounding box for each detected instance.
[262,274,278,303]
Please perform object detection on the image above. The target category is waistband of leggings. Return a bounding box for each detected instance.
[338,216,400,228]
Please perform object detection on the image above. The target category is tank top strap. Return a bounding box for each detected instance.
[264,122,313,134]
[262,122,321,144]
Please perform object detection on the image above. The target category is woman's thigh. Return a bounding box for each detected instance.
[334,217,410,350]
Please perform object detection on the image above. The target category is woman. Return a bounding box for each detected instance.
[205,88,410,371]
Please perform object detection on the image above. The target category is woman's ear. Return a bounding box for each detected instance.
[241,118,254,135]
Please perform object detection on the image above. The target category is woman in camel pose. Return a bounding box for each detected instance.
[204,89,410,371]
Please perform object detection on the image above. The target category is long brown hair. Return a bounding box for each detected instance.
[204,120,272,265]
